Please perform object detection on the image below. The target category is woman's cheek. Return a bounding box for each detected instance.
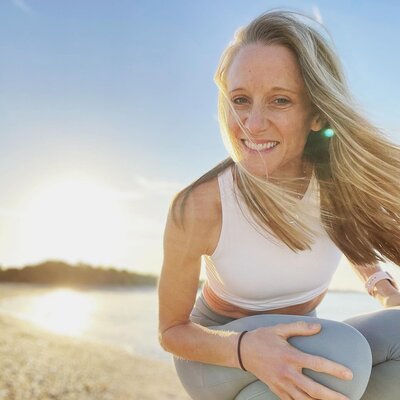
[227,114,239,136]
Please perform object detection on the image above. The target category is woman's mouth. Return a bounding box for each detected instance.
[240,139,279,153]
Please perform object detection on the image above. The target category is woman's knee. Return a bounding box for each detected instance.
[173,315,373,400]
[211,315,372,400]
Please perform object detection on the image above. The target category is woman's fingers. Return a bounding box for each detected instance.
[272,392,294,400]
[275,321,322,339]
[274,378,348,400]
[273,321,353,381]
[295,373,350,400]
[286,386,316,400]
[244,323,353,400]
[300,352,353,381]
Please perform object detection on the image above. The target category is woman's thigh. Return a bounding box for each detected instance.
[174,301,372,400]
[342,306,400,365]
[342,306,400,400]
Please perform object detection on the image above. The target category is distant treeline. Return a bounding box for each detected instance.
[0,260,159,287]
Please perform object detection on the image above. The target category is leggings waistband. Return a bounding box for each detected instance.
[190,291,318,327]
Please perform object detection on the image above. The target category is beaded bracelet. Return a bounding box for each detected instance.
[237,330,248,371]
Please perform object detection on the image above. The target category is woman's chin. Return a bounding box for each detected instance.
[237,162,275,178]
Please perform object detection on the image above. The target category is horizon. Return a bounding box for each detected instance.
[0,259,380,294]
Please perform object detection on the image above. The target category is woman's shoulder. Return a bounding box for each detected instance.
[168,172,223,255]
[175,175,221,225]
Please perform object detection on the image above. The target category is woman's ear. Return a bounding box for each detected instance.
[310,113,324,132]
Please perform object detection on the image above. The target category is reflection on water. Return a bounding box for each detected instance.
[0,285,164,360]
[7,288,95,336]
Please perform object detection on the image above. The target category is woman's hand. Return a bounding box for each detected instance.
[382,291,400,308]
[240,321,353,400]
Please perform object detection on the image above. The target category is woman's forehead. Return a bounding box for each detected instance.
[226,43,305,94]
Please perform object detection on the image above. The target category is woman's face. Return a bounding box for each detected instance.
[226,43,322,179]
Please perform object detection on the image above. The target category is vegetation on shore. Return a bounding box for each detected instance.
[0,260,159,287]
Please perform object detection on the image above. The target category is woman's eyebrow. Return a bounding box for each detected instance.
[228,88,245,94]
[271,86,298,94]
[228,86,298,94]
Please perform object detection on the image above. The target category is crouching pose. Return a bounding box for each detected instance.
[158,9,400,400]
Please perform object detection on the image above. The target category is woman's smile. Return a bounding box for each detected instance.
[240,139,280,153]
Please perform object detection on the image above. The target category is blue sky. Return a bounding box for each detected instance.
[1,0,399,289]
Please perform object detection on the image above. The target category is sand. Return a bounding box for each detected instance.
[0,284,190,400]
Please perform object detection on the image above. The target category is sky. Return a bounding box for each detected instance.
[1,0,399,290]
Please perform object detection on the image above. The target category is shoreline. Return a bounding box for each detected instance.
[0,284,190,400]
[0,280,368,294]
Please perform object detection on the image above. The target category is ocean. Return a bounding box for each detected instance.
[0,284,382,363]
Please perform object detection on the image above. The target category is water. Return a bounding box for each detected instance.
[0,284,381,362]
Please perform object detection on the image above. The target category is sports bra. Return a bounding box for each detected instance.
[202,165,342,311]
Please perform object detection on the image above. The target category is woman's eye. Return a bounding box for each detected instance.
[232,97,249,105]
[274,98,290,105]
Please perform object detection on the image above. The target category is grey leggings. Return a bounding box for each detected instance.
[173,293,400,400]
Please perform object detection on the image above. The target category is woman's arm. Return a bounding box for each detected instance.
[158,182,242,368]
[349,262,400,307]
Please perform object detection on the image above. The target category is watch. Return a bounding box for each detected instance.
[365,270,398,296]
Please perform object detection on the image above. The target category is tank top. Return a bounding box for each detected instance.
[202,165,342,311]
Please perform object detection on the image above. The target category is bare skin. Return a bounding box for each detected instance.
[202,280,328,319]
[158,43,353,400]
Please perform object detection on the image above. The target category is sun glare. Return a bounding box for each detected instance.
[19,177,130,265]
[28,289,95,336]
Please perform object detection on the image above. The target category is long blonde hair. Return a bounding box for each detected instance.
[172,9,400,267]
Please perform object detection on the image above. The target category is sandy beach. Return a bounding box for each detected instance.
[0,285,190,400]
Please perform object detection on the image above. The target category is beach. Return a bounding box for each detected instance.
[0,285,190,400]
[0,283,381,400]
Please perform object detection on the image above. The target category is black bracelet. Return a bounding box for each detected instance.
[237,330,248,371]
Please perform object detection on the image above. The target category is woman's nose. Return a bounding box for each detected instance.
[243,105,269,135]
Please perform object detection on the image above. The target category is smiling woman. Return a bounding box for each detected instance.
[19,178,128,265]
[158,8,400,400]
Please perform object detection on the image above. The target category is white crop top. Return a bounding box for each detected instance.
[202,165,342,311]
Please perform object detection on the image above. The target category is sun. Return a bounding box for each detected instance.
[19,176,130,265]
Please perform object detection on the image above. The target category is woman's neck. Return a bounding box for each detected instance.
[269,158,312,179]
[233,159,314,199]
[269,160,313,199]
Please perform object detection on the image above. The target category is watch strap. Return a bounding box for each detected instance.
[365,270,398,296]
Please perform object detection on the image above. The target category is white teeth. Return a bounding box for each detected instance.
[243,140,279,151]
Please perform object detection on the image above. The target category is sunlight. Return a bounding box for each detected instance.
[19,176,131,264]
[28,289,95,336]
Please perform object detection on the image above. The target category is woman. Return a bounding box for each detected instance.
[158,9,400,400]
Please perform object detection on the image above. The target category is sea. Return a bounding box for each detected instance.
[0,284,382,363]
